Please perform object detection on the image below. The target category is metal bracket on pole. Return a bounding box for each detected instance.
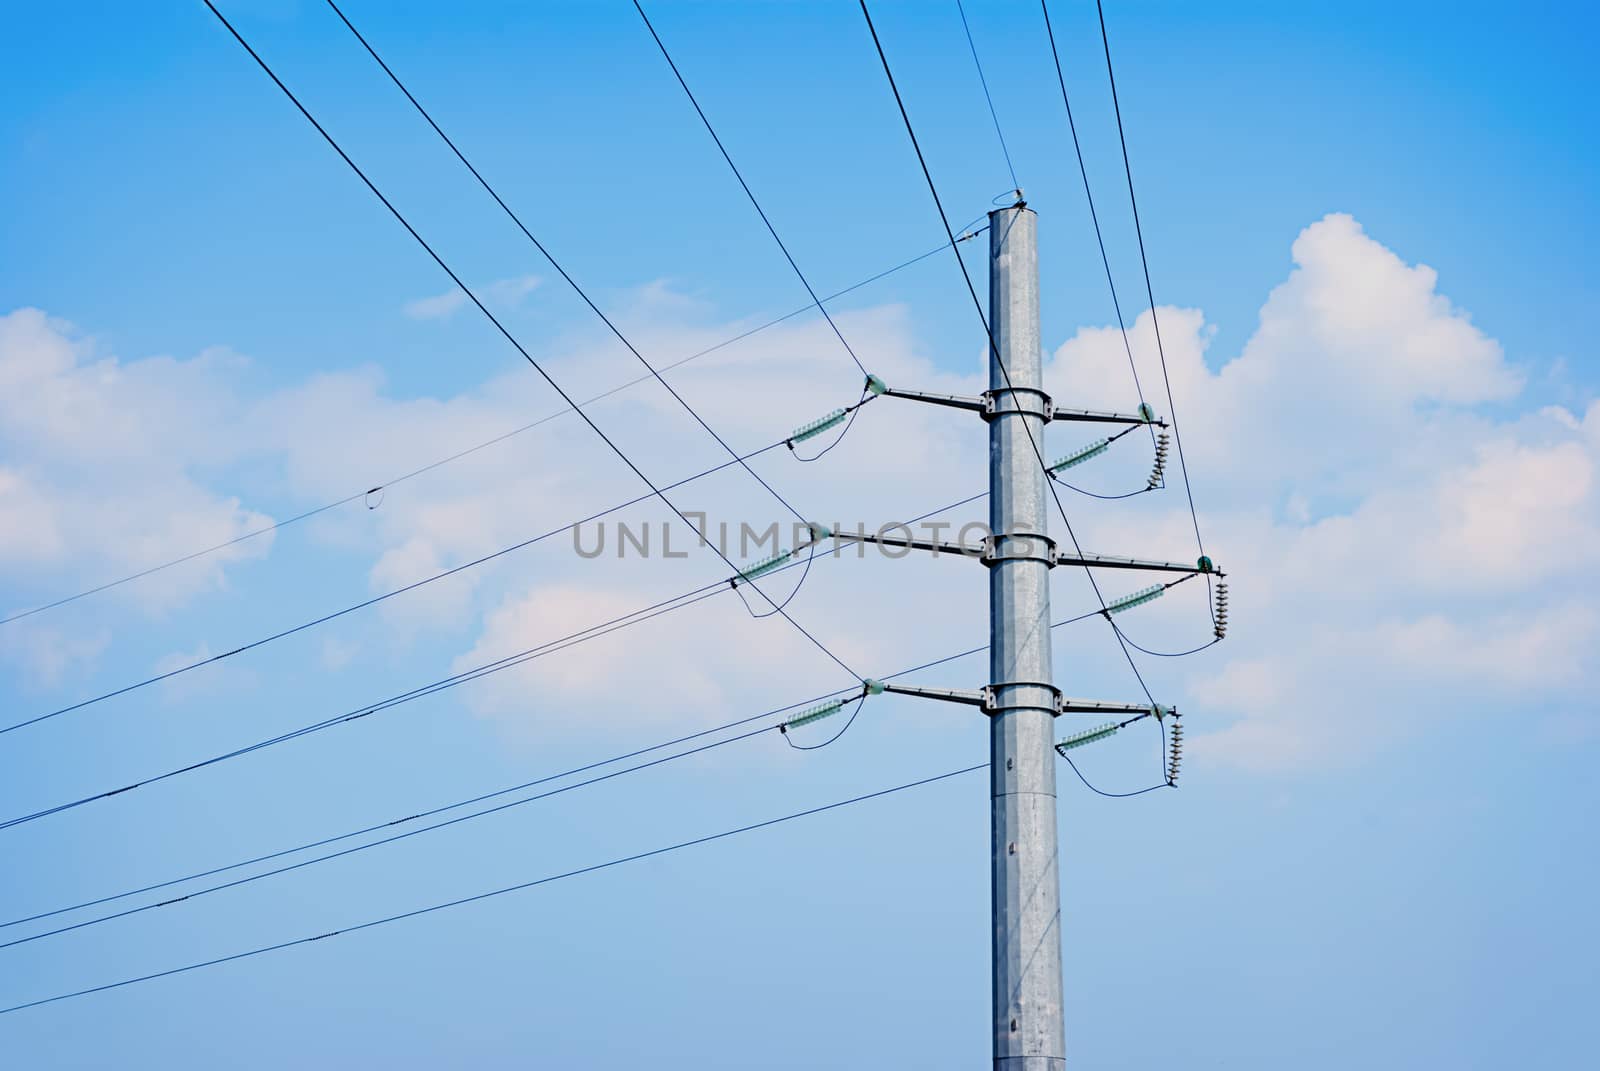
[875,384,988,415]
[831,530,983,559]
[873,680,1169,721]
[1057,698,1170,717]
[872,681,988,708]
[1050,404,1168,428]
[1052,551,1225,577]
[871,376,1168,430]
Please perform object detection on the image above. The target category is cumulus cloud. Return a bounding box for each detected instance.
[1043,214,1594,771]
[0,308,275,625]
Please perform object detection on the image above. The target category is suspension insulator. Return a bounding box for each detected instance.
[1167,718,1184,784]
[1049,438,1111,474]
[789,408,847,445]
[782,697,848,732]
[1147,430,1171,489]
[737,548,795,583]
[1055,722,1119,755]
[1106,583,1166,616]
[1213,579,1229,640]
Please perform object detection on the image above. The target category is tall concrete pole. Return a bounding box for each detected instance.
[988,204,1066,1069]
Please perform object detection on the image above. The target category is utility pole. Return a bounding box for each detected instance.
[766,201,1214,1068]
[986,204,1065,1069]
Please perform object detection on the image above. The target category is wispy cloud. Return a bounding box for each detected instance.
[402,274,541,320]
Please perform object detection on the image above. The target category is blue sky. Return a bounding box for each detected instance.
[1,2,1595,1067]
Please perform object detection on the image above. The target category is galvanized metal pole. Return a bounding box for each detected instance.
[988,204,1066,1069]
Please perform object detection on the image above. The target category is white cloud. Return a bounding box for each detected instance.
[1041,214,1596,772]
[0,308,275,628]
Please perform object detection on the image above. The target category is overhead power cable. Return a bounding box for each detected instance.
[325,0,813,532]
[0,765,985,1016]
[0,490,990,830]
[202,0,861,685]
[1038,0,1153,443]
[2,722,778,951]
[0,229,978,631]
[0,582,726,832]
[1093,0,1207,561]
[955,0,1019,192]
[858,0,1163,710]
[0,432,805,738]
[1,628,1039,949]
[632,0,871,379]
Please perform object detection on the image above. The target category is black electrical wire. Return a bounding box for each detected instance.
[1039,0,1153,447]
[955,0,1019,192]
[202,1,862,687]
[1,487,995,831]
[632,0,871,379]
[325,0,810,534]
[1,721,785,951]
[1,597,1101,940]
[1059,753,1168,798]
[0,434,799,738]
[1057,707,1170,797]
[0,764,985,1016]
[1046,421,1158,499]
[0,581,730,832]
[1094,0,1208,566]
[1109,622,1220,660]
[0,230,981,631]
[858,0,1160,708]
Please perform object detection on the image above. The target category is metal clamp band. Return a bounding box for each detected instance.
[981,386,1053,421]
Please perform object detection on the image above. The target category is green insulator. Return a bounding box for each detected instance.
[1048,438,1110,473]
[864,678,886,695]
[1197,555,1215,574]
[1137,402,1156,422]
[1106,583,1166,615]
[785,697,848,730]
[790,408,848,444]
[1055,722,1119,754]
[738,548,795,582]
[865,374,889,396]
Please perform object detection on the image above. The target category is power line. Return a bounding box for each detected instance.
[202,0,862,685]
[0,764,985,1016]
[1038,0,1153,440]
[0,434,801,738]
[325,0,811,532]
[955,0,1020,192]
[0,488,991,830]
[0,581,726,832]
[3,624,1041,948]
[0,232,976,630]
[1094,0,1207,560]
[632,0,871,380]
[2,722,780,951]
